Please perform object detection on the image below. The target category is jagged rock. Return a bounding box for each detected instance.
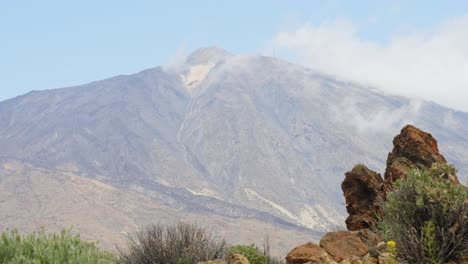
[384,125,460,190]
[228,253,250,264]
[319,231,369,262]
[342,125,462,232]
[284,125,464,264]
[285,242,334,264]
[342,165,384,230]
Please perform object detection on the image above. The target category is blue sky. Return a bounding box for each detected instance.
[1,1,468,110]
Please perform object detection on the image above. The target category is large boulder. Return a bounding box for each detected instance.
[384,125,459,190]
[342,165,384,231]
[285,242,333,264]
[319,231,369,262]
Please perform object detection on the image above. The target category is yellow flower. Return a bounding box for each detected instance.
[387,240,397,248]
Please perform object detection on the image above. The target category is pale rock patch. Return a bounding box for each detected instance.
[180,63,215,93]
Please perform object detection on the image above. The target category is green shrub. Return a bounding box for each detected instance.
[229,244,266,264]
[377,166,467,263]
[118,222,227,264]
[228,234,284,264]
[0,228,114,263]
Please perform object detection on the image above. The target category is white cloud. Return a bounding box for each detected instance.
[269,16,468,112]
[330,96,423,134]
[162,45,188,72]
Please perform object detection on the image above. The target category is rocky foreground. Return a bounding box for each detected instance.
[284,125,466,264]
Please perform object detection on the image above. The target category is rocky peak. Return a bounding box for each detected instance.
[384,124,458,188]
[389,124,446,167]
[342,124,461,231]
[179,47,233,94]
[185,46,232,66]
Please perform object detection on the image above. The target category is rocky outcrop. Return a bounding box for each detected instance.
[341,165,384,231]
[342,125,461,231]
[285,242,332,264]
[285,125,465,264]
[285,230,384,264]
[384,124,459,189]
[319,231,370,262]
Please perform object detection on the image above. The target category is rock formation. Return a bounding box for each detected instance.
[342,124,461,231]
[341,165,384,231]
[285,242,332,264]
[286,125,465,264]
[384,124,459,189]
[319,231,369,262]
[285,230,383,264]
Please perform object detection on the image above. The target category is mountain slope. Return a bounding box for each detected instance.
[0,160,314,256]
[0,47,467,252]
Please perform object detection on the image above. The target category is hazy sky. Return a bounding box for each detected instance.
[1,1,468,111]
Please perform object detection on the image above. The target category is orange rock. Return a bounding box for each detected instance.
[342,165,384,231]
[285,242,330,264]
[319,231,369,262]
[384,125,459,190]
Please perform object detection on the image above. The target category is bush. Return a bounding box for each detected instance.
[0,228,114,263]
[229,244,266,264]
[118,222,227,264]
[228,240,284,264]
[377,165,468,263]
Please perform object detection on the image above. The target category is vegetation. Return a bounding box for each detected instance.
[118,222,227,264]
[228,235,284,264]
[0,228,114,263]
[229,244,266,264]
[8,164,465,264]
[377,164,468,263]
[1,223,286,264]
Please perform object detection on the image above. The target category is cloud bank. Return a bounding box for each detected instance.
[269,17,468,112]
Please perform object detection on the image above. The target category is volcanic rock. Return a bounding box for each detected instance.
[319,231,369,262]
[285,242,332,264]
[342,125,462,231]
[384,125,460,190]
[342,165,384,231]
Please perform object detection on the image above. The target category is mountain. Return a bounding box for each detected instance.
[1,47,467,254]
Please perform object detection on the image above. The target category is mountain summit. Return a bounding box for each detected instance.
[0,48,467,254]
[185,46,232,65]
